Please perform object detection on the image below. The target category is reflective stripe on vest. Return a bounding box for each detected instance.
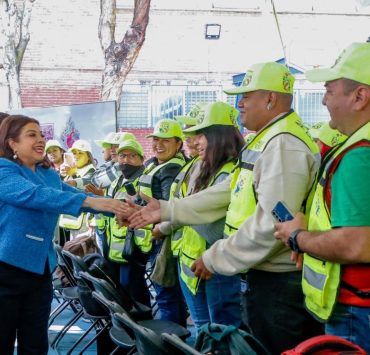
[138,156,186,198]
[107,175,152,263]
[224,110,320,238]
[169,158,200,256]
[179,161,235,295]
[304,121,370,322]
[138,157,186,234]
[59,213,86,230]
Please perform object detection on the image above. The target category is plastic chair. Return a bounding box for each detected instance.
[79,270,152,321]
[92,291,136,352]
[49,245,84,350]
[58,251,111,355]
[162,333,203,355]
[113,312,173,355]
[82,272,190,354]
[80,272,190,341]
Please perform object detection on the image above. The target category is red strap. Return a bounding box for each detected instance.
[324,141,370,212]
[281,334,367,354]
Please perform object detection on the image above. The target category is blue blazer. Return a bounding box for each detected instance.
[0,158,89,274]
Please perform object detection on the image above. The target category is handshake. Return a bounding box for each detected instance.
[115,182,160,228]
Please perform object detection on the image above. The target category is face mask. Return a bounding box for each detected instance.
[119,163,142,178]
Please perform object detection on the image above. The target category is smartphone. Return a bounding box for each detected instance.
[63,152,76,167]
[271,201,294,223]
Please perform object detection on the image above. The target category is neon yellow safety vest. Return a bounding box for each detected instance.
[179,160,236,295]
[303,121,370,322]
[138,155,186,219]
[59,165,96,230]
[107,174,152,263]
[169,157,200,256]
[224,110,320,238]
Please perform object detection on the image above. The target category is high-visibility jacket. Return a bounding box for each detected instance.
[106,171,152,263]
[303,121,370,322]
[169,157,200,256]
[59,165,96,230]
[224,110,320,239]
[179,161,236,295]
[138,155,186,226]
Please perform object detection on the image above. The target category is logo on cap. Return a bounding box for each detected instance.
[229,110,237,126]
[282,72,292,92]
[331,49,345,69]
[159,122,170,134]
[242,71,253,87]
[189,105,201,118]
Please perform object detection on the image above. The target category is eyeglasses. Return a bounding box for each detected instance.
[118,153,138,160]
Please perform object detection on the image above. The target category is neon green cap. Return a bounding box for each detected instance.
[183,101,239,133]
[175,103,208,127]
[117,139,144,157]
[146,119,183,139]
[45,139,64,153]
[309,122,347,147]
[305,43,370,85]
[103,132,136,148]
[224,62,295,95]
[95,132,116,148]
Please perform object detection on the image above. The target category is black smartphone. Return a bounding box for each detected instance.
[271,201,294,223]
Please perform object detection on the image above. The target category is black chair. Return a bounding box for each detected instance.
[113,312,191,355]
[92,291,137,353]
[49,245,80,326]
[49,245,84,350]
[79,270,152,321]
[58,250,111,355]
[81,272,191,353]
[162,333,203,355]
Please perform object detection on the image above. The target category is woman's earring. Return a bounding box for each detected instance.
[13,152,18,160]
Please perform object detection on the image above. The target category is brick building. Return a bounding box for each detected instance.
[1,0,369,157]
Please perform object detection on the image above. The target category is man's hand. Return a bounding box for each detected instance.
[128,193,161,228]
[191,257,213,280]
[274,212,306,270]
[290,251,304,270]
[274,212,306,245]
[151,224,166,240]
[85,183,104,196]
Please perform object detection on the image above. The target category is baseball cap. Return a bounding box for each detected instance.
[94,132,116,148]
[96,132,137,148]
[70,139,92,153]
[224,62,295,95]
[117,139,144,158]
[305,42,370,85]
[175,103,208,127]
[183,101,239,133]
[146,119,183,139]
[309,122,347,147]
[45,139,64,153]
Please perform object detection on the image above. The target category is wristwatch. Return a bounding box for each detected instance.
[288,229,304,253]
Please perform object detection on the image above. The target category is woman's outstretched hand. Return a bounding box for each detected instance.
[128,193,161,228]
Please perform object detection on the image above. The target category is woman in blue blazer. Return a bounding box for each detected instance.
[0,115,125,355]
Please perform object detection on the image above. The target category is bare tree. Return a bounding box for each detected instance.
[99,0,150,107]
[0,0,35,109]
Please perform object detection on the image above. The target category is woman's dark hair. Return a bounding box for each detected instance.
[0,114,51,168]
[0,112,9,126]
[193,125,244,193]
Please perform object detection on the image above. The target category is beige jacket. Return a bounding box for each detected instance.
[160,133,320,275]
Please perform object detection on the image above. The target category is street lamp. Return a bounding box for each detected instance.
[205,24,221,40]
